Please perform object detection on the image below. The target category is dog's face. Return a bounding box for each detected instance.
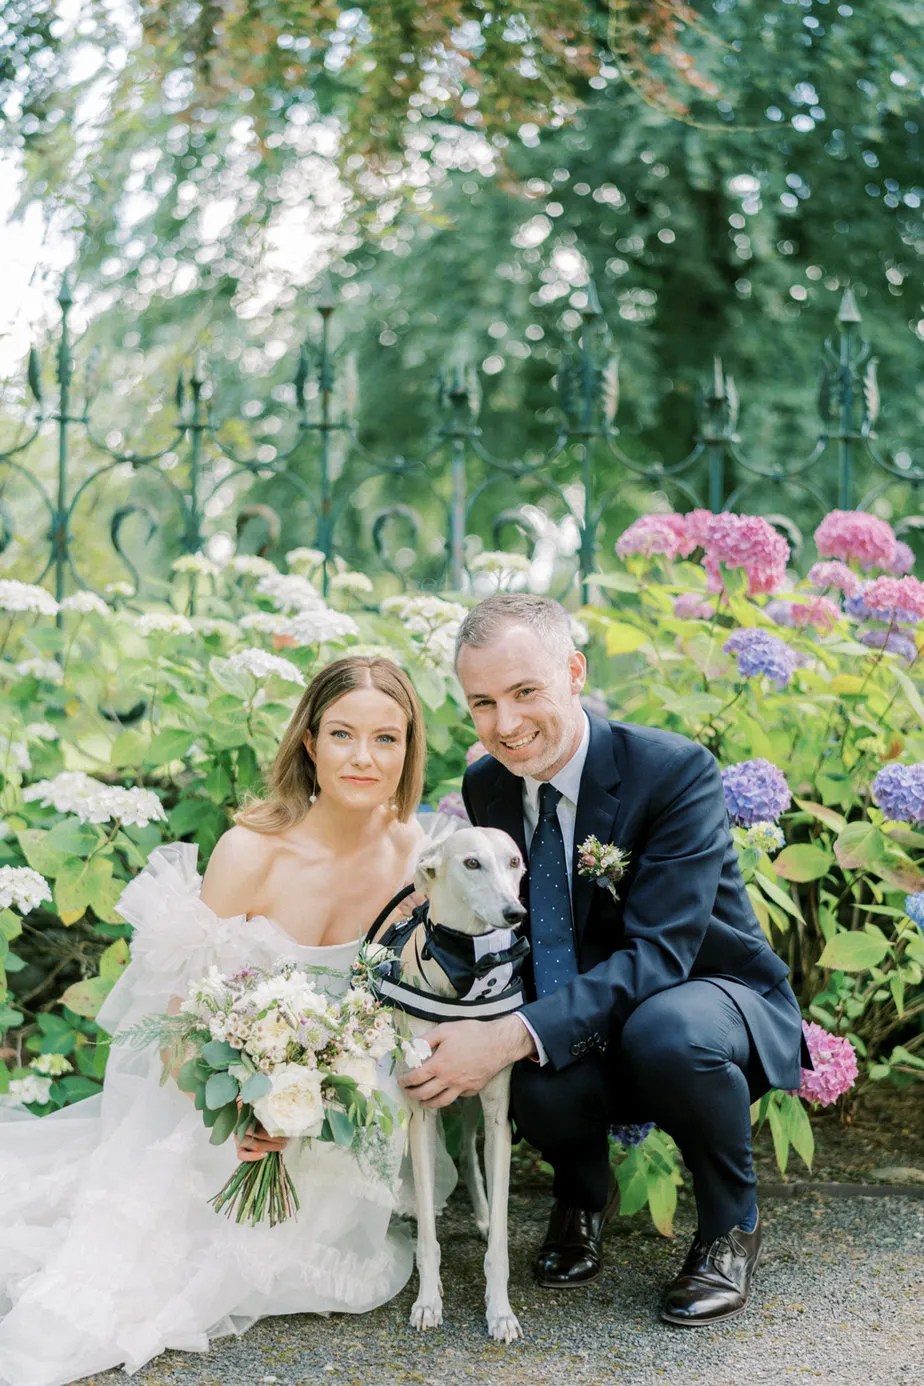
[414,827,526,936]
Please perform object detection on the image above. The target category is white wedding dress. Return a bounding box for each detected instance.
[0,843,452,1386]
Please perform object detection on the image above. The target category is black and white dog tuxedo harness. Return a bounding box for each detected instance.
[364,896,530,1024]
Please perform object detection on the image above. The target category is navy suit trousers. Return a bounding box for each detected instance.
[511,979,776,1241]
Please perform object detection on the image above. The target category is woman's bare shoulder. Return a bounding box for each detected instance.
[201,825,277,916]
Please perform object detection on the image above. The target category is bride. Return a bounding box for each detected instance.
[0,654,453,1386]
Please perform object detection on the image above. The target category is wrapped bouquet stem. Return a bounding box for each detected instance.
[120,955,405,1227]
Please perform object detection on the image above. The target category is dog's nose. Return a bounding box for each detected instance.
[503,904,527,924]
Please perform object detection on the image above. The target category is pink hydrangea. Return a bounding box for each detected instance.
[814,510,897,570]
[796,1022,859,1107]
[807,560,862,598]
[615,513,694,562]
[684,509,715,550]
[790,596,842,632]
[889,541,915,576]
[862,575,924,623]
[465,740,488,766]
[673,593,715,620]
[702,513,790,597]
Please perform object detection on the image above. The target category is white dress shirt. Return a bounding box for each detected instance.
[515,712,591,1065]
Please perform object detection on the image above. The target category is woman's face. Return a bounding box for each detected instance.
[306,685,408,812]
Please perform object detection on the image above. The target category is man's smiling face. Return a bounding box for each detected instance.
[456,622,587,781]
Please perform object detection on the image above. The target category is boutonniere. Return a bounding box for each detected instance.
[577,836,630,900]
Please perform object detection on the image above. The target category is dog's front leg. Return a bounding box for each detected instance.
[408,1104,443,1330]
[459,1097,490,1239]
[481,1069,522,1343]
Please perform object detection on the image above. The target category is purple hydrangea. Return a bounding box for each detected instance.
[721,758,792,826]
[609,1122,656,1148]
[905,893,924,929]
[871,763,924,824]
[846,582,919,627]
[858,629,918,664]
[764,600,796,628]
[723,628,799,689]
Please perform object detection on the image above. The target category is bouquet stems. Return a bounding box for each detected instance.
[210,1152,300,1227]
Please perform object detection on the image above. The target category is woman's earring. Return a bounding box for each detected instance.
[309,793,317,805]
[389,801,397,813]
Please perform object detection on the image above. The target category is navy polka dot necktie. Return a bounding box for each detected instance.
[529,781,577,997]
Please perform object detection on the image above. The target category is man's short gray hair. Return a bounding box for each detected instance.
[454,593,575,665]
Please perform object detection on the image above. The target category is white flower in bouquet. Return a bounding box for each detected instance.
[365,1012,399,1061]
[248,970,328,1018]
[0,865,52,912]
[59,591,110,616]
[24,772,166,828]
[186,966,233,1015]
[253,1063,326,1139]
[332,1051,378,1097]
[246,1010,300,1067]
[401,1036,433,1069]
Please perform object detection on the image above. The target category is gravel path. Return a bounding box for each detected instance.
[86,1184,924,1386]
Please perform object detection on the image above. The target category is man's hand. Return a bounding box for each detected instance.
[399,1015,536,1109]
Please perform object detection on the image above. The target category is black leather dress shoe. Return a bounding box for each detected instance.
[660,1212,762,1326]
[534,1184,619,1289]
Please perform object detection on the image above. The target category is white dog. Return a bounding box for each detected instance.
[370,825,527,1344]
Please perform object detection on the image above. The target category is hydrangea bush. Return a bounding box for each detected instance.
[1,511,922,1234]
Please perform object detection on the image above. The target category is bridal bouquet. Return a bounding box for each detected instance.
[122,957,405,1227]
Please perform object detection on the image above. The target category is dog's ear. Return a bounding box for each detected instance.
[413,841,441,892]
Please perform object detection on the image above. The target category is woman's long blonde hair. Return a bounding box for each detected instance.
[235,655,426,834]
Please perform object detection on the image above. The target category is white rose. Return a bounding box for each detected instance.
[332,1052,379,1097]
[253,1064,325,1138]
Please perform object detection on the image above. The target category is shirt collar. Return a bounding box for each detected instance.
[523,711,591,812]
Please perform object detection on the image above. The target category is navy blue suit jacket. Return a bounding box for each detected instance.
[462,714,804,1089]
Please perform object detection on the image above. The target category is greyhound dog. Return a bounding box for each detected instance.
[368,825,528,1344]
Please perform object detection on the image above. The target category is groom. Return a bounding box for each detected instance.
[401,592,805,1325]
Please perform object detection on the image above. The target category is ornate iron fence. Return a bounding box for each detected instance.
[1,276,921,618]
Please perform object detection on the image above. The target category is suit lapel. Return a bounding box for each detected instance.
[486,773,529,906]
[571,716,622,939]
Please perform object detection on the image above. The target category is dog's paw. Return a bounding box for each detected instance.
[475,1214,490,1241]
[409,1298,443,1331]
[487,1310,522,1344]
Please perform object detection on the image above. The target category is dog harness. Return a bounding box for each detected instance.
[363,886,530,1023]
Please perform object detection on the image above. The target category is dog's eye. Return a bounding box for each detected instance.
[509,857,521,870]
[462,857,482,871]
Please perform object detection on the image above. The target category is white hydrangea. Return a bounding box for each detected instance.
[2,740,31,774]
[239,611,293,637]
[104,581,135,598]
[381,595,467,633]
[285,547,325,570]
[227,554,279,578]
[26,722,59,742]
[570,617,590,647]
[15,657,64,683]
[226,647,305,685]
[191,617,238,640]
[59,591,110,616]
[256,572,325,613]
[469,550,532,576]
[328,571,374,596]
[172,553,221,578]
[287,609,360,645]
[136,612,195,637]
[0,865,52,912]
[0,1075,53,1107]
[23,771,166,827]
[0,580,59,616]
[30,1053,73,1076]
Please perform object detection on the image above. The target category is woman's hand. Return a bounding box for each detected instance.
[234,1121,289,1163]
